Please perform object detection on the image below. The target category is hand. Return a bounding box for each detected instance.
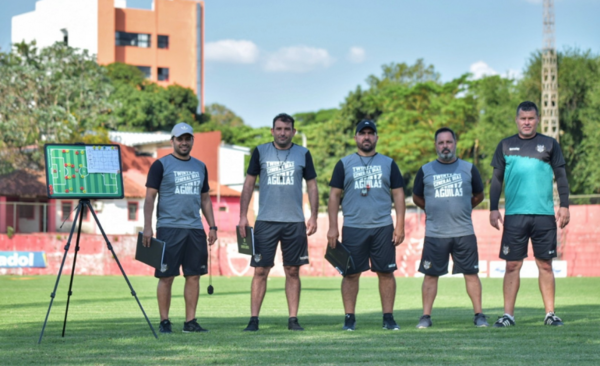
[306,216,317,236]
[556,207,570,229]
[142,226,153,248]
[238,216,249,238]
[327,226,339,248]
[393,226,405,246]
[208,229,217,246]
[490,210,503,230]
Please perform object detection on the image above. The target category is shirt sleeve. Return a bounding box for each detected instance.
[551,139,566,168]
[489,168,504,211]
[246,148,261,176]
[390,160,404,189]
[145,160,164,189]
[490,141,505,170]
[329,160,345,189]
[471,164,484,194]
[412,167,425,196]
[553,166,569,208]
[201,165,210,193]
[303,150,317,180]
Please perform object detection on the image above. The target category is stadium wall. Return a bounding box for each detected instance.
[1,205,599,277]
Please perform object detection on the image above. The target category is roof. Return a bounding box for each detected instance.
[0,169,47,197]
[109,131,171,147]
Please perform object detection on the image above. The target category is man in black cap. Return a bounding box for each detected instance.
[327,120,406,331]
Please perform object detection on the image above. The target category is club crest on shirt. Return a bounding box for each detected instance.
[503,246,510,255]
[254,254,262,263]
[423,260,431,270]
[537,144,545,153]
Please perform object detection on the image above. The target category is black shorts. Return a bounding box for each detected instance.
[155,227,208,278]
[251,221,309,267]
[342,225,396,276]
[500,215,557,261]
[419,234,479,276]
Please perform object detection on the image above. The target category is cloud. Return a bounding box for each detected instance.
[469,61,498,79]
[348,47,366,63]
[205,40,259,64]
[263,46,335,73]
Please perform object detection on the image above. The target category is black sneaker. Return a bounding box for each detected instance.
[159,319,172,334]
[382,314,400,330]
[544,312,564,326]
[183,318,209,332]
[416,315,432,329]
[343,314,355,331]
[288,317,304,331]
[474,313,489,327]
[493,315,515,328]
[244,317,259,332]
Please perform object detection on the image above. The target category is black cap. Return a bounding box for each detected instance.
[356,120,377,134]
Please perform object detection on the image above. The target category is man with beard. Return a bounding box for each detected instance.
[327,120,405,331]
[412,127,488,329]
[239,113,319,332]
[490,101,569,327]
[143,122,218,334]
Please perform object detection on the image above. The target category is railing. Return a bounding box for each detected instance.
[0,201,51,234]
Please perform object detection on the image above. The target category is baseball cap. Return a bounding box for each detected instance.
[356,120,377,134]
[171,122,194,138]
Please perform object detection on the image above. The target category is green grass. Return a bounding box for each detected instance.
[1,275,599,365]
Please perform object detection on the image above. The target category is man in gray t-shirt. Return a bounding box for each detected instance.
[412,127,488,329]
[239,113,319,332]
[143,122,217,334]
[327,120,406,331]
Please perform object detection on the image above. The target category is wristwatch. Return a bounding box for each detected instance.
[209,226,218,231]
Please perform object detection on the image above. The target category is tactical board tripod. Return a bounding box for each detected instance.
[38,199,157,343]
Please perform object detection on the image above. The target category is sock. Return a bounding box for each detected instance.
[345,313,355,318]
[250,316,259,321]
[383,313,393,318]
[475,313,482,316]
[504,313,515,322]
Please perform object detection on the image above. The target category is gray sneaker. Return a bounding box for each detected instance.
[343,314,356,331]
[493,315,515,328]
[544,312,564,326]
[474,313,489,327]
[416,315,432,329]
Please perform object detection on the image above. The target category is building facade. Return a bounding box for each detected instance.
[12,0,204,111]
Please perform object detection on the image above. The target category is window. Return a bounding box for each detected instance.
[137,66,151,79]
[115,31,151,48]
[61,201,72,221]
[19,205,34,219]
[61,29,68,46]
[158,67,169,81]
[158,35,169,49]
[128,202,138,221]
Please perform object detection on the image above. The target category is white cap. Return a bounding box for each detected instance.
[171,122,193,137]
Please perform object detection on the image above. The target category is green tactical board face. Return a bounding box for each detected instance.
[44,144,124,199]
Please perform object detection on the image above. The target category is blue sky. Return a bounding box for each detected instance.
[1,0,599,127]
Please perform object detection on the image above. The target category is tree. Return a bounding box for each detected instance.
[0,41,114,173]
[204,103,245,127]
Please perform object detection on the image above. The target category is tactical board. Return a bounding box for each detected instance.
[44,144,124,199]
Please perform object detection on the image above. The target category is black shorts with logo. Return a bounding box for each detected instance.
[251,221,309,267]
[155,227,208,278]
[419,234,479,276]
[342,224,396,276]
[500,214,557,261]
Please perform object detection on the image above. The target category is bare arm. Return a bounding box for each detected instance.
[142,187,158,247]
[305,178,319,236]
[238,174,257,238]
[201,192,217,246]
[327,187,343,248]
[392,188,405,246]
[412,194,425,210]
[472,192,484,208]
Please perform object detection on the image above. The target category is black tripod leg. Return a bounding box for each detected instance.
[86,201,158,339]
[62,200,86,337]
[38,200,83,344]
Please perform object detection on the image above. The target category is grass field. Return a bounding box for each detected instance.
[1,275,599,365]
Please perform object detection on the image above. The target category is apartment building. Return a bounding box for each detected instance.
[12,0,204,112]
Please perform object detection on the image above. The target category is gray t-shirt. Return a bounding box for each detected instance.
[412,159,483,238]
[247,143,317,222]
[329,153,404,229]
[146,155,210,229]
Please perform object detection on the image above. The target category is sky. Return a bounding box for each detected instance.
[1,0,599,128]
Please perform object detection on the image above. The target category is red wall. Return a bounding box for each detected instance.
[1,205,599,277]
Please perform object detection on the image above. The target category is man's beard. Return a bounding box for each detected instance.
[359,141,376,153]
[437,149,455,162]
